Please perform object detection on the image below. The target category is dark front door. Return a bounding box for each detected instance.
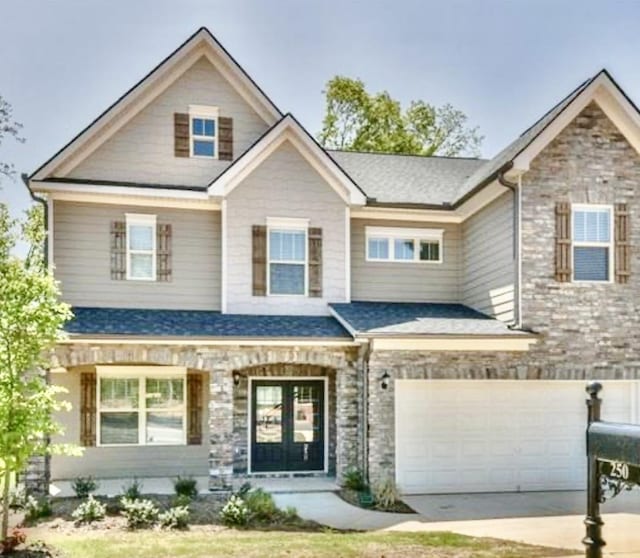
[251,380,325,472]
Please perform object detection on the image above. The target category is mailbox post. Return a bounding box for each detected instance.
[583,381,604,558]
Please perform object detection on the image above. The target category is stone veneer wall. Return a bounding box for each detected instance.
[366,102,640,485]
[48,342,362,492]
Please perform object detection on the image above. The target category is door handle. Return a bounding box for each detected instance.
[303,443,309,461]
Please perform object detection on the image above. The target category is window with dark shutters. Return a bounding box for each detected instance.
[80,372,97,447]
[157,223,172,282]
[252,225,267,296]
[218,117,233,161]
[308,227,323,297]
[615,203,630,284]
[187,374,203,445]
[555,202,572,282]
[110,221,127,280]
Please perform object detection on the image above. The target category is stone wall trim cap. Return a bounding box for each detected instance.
[61,335,361,347]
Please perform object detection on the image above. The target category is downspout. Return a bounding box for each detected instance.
[497,169,521,329]
[21,173,49,268]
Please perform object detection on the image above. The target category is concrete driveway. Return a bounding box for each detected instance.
[274,489,640,556]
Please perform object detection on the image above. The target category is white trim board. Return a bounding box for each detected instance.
[246,376,329,475]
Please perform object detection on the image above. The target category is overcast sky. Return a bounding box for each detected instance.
[2,0,640,216]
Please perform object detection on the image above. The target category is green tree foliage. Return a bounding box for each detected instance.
[0,203,74,542]
[318,76,482,157]
[0,95,25,183]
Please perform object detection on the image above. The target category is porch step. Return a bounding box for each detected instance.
[233,476,338,494]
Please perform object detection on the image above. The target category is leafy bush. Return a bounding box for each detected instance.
[243,488,278,522]
[173,475,198,499]
[9,484,27,510]
[71,495,106,524]
[219,494,249,527]
[372,477,401,510]
[172,493,192,508]
[120,497,159,529]
[71,476,99,498]
[25,495,52,521]
[121,478,144,500]
[342,468,367,491]
[158,505,190,530]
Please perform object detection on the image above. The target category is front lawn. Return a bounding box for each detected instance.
[27,528,577,558]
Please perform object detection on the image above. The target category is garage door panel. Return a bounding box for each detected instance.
[395,380,639,494]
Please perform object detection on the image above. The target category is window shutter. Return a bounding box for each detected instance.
[252,225,267,296]
[308,227,323,297]
[157,223,172,282]
[110,220,126,280]
[218,117,233,161]
[174,112,190,158]
[80,372,97,447]
[187,374,203,445]
[555,202,572,282]
[615,203,630,284]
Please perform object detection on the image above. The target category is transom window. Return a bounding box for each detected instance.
[97,367,186,446]
[572,205,613,282]
[189,105,218,158]
[126,213,156,281]
[267,218,309,296]
[365,227,443,263]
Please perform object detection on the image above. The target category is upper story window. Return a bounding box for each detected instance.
[126,213,156,281]
[365,227,443,263]
[572,205,613,282]
[97,367,186,446]
[189,105,218,158]
[267,218,309,296]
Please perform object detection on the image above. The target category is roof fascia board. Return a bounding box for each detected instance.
[456,180,512,221]
[61,336,358,347]
[47,191,220,211]
[351,206,462,224]
[31,29,281,181]
[32,180,211,201]
[371,335,537,352]
[209,117,367,205]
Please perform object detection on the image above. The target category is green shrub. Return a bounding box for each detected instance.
[342,468,366,491]
[71,495,106,524]
[173,475,198,499]
[372,477,401,510]
[158,505,190,530]
[172,493,192,508]
[9,484,27,510]
[71,476,99,499]
[120,497,159,529]
[24,495,52,521]
[234,481,252,498]
[244,488,278,522]
[220,494,249,527]
[121,478,144,500]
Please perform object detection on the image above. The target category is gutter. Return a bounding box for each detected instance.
[496,168,522,330]
[21,173,49,268]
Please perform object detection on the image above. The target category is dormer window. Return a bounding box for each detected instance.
[189,105,218,158]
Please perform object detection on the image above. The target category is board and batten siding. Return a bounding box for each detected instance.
[350,219,461,302]
[462,191,515,322]
[65,57,268,185]
[53,200,221,310]
[225,140,348,315]
[50,370,209,479]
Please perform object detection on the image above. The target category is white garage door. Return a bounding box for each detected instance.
[395,380,640,494]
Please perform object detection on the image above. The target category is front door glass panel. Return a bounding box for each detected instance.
[293,385,320,443]
[255,385,282,443]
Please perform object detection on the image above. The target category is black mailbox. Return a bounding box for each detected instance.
[588,422,640,466]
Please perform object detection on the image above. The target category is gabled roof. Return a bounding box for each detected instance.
[30,27,282,181]
[208,114,368,205]
[330,151,486,206]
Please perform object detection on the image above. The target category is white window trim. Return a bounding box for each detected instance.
[189,105,219,159]
[266,217,310,297]
[571,204,614,284]
[365,226,444,264]
[96,366,187,447]
[125,213,157,281]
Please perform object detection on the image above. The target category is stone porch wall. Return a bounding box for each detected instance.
[51,343,362,490]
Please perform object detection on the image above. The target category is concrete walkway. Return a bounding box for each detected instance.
[273,490,640,557]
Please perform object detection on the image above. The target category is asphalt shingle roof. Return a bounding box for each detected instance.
[66,307,351,338]
[329,151,487,206]
[330,301,529,336]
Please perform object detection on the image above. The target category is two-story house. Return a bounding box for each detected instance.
[25,27,640,495]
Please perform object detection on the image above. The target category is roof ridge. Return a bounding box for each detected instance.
[327,148,486,161]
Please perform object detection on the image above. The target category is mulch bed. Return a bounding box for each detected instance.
[337,489,415,514]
